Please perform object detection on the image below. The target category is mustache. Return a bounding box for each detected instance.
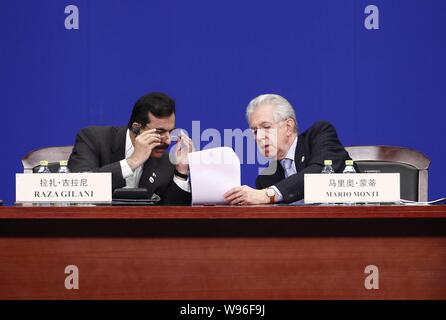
[154,143,169,151]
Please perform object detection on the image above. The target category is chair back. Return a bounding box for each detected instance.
[345,146,431,202]
[22,146,73,173]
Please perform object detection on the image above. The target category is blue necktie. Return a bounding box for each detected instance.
[280,158,296,178]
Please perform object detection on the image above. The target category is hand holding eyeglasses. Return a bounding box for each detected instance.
[175,130,194,176]
[127,129,162,170]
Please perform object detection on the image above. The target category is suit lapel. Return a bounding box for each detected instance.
[294,134,306,173]
[110,126,127,164]
[139,157,162,195]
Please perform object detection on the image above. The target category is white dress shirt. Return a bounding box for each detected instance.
[119,130,191,192]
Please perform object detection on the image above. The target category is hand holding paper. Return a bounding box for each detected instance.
[223,185,269,205]
[188,147,241,204]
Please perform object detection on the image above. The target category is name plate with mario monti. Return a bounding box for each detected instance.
[16,173,112,203]
[304,173,400,204]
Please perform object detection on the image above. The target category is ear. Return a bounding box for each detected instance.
[131,122,142,135]
[285,118,295,136]
[132,122,142,129]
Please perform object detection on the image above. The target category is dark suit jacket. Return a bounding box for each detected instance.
[67,126,191,205]
[256,121,353,203]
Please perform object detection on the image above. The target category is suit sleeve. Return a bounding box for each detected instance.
[256,178,263,190]
[273,122,350,203]
[68,128,126,190]
[158,179,192,205]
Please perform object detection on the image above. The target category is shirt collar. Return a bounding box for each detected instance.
[125,129,134,157]
[284,136,298,162]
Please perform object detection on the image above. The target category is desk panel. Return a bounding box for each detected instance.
[0,205,445,299]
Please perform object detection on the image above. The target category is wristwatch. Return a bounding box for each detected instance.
[266,187,276,204]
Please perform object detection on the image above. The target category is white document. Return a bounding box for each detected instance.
[188,147,241,204]
[16,172,112,203]
[304,173,400,204]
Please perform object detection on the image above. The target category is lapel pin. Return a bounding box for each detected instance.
[149,177,155,184]
[301,156,305,163]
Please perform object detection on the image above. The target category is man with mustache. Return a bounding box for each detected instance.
[224,94,352,205]
[68,92,193,205]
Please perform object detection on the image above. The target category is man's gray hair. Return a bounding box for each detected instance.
[246,94,298,133]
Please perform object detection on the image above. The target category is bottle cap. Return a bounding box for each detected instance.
[345,160,354,166]
[324,160,332,166]
[60,160,68,166]
[39,160,49,166]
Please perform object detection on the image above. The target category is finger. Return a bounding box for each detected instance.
[229,194,245,205]
[142,137,162,149]
[178,135,193,150]
[224,193,241,205]
[180,134,192,143]
[226,186,250,203]
[138,129,157,137]
[141,135,162,145]
[186,139,194,152]
[138,132,160,142]
[176,136,185,148]
[225,190,244,202]
[178,134,192,146]
[224,192,239,202]
[137,138,161,148]
[141,132,161,140]
[148,140,161,148]
[176,142,186,154]
[224,187,242,198]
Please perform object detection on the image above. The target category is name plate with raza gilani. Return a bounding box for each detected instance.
[16,173,112,203]
[304,173,400,204]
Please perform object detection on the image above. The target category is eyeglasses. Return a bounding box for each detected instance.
[144,127,176,139]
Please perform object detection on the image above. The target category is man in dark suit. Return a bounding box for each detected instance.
[68,92,193,205]
[224,94,352,205]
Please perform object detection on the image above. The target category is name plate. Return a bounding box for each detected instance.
[304,173,400,204]
[16,173,112,203]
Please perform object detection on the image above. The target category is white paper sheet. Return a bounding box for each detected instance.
[188,147,241,204]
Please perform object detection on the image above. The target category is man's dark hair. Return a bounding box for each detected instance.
[127,92,176,129]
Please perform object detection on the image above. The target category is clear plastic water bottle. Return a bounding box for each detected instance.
[321,160,335,205]
[58,160,70,173]
[343,160,356,206]
[57,160,70,206]
[35,160,51,206]
[321,160,335,174]
[37,160,51,173]
[343,160,356,174]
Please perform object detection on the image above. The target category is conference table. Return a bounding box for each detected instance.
[0,204,445,300]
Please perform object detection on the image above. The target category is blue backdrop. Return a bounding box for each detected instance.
[0,0,445,204]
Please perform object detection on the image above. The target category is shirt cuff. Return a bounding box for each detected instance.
[120,159,134,179]
[271,186,283,202]
[173,175,191,193]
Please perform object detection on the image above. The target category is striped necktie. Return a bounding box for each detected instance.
[280,158,296,178]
